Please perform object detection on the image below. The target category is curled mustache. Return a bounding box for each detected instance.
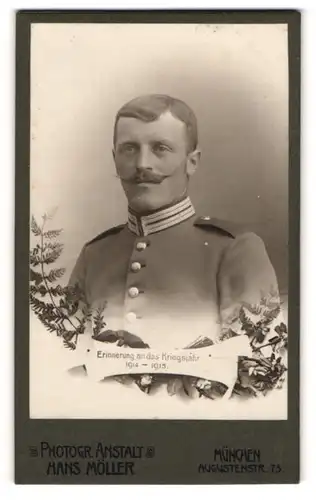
[119,171,169,184]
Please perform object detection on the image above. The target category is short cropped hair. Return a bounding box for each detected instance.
[113,94,198,152]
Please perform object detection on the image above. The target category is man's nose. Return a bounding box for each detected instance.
[136,146,153,170]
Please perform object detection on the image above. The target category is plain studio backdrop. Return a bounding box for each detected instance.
[30,23,288,294]
[29,23,288,418]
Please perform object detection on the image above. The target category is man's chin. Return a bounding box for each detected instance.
[128,193,166,215]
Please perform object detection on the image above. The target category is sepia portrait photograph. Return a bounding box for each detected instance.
[29,20,289,420]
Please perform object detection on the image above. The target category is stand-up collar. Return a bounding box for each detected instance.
[128,197,195,236]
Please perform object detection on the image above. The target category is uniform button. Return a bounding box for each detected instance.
[136,242,147,251]
[131,262,142,272]
[126,312,137,323]
[128,287,139,298]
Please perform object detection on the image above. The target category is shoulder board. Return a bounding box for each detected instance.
[86,224,125,246]
[194,216,246,238]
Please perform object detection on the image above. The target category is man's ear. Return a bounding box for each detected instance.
[112,148,120,177]
[112,148,119,172]
[186,149,201,177]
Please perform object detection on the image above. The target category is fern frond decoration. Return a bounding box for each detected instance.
[63,340,77,350]
[30,211,91,350]
[41,244,64,265]
[31,216,42,236]
[262,305,281,324]
[45,268,66,283]
[49,285,66,297]
[92,304,107,337]
[43,229,63,239]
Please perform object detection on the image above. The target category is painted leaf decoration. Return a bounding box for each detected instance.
[92,330,118,343]
[117,330,150,348]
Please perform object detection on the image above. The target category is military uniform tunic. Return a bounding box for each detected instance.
[69,197,279,350]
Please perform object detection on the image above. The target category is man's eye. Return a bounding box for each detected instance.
[122,144,137,153]
[153,144,170,153]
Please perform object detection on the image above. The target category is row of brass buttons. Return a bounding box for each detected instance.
[126,240,149,323]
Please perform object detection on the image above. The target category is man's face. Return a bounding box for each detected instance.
[113,111,199,213]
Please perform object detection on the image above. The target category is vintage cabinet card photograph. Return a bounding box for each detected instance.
[15,10,300,484]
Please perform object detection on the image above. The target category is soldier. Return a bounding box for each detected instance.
[69,94,279,351]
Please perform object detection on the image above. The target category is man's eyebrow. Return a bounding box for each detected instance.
[149,138,174,147]
[117,140,139,146]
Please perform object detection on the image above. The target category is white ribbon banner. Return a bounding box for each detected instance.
[85,335,252,391]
